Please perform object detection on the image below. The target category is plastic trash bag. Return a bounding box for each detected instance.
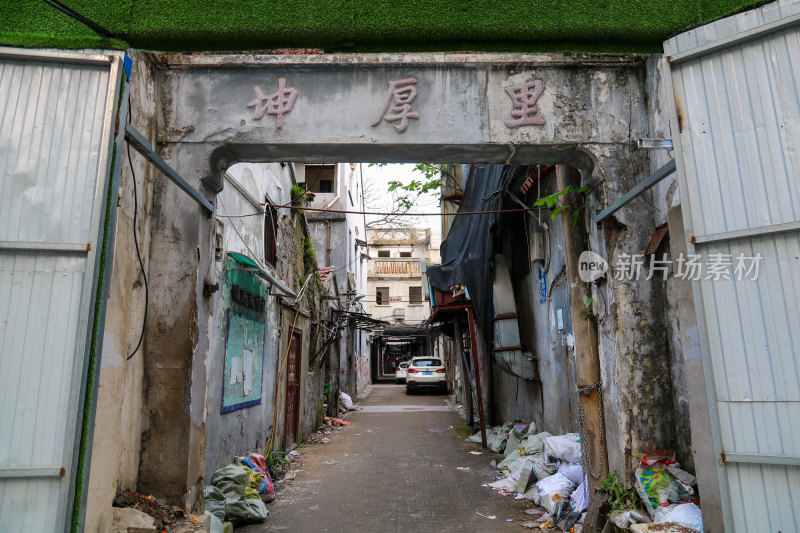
[544,433,582,463]
[635,467,694,517]
[558,462,584,486]
[498,449,522,470]
[203,486,227,522]
[505,424,528,457]
[225,498,269,524]
[339,391,355,410]
[211,465,249,504]
[533,473,577,514]
[571,477,590,513]
[239,455,275,498]
[523,431,551,456]
[205,511,225,533]
[654,503,703,532]
[532,456,558,481]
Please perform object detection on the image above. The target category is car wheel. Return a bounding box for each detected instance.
[405,386,413,395]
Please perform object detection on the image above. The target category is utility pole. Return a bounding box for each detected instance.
[557,165,608,492]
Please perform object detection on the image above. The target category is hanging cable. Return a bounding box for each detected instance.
[126,97,149,361]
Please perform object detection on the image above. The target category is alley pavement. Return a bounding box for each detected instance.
[240,384,533,532]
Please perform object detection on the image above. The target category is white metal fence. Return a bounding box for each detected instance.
[0,48,123,531]
[664,1,800,530]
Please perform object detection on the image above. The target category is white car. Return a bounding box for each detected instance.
[405,357,447,394]
[394,361,409,383]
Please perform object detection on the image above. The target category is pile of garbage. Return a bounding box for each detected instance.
[113,490,204,532]
[469,421,587,530]
[203,453,274,528]
[305,414,352,444]
[622,450,702,532]
[469,422,703,532]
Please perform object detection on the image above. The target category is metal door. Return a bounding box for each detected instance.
[663,2,800,530]
[0,48,124,530]
[285,331,302,447]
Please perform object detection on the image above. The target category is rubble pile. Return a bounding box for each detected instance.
[112,490,207,532]
[468,422,703,532]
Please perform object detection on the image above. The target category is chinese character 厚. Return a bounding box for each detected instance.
[371,77,420,133]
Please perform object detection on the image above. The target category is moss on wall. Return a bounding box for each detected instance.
[1,0,767,53]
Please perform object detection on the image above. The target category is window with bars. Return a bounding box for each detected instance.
[376,287,389,305]
[409,286,422,304]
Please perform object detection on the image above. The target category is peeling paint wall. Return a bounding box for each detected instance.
[203,162,292,476]
[85,51,157,533]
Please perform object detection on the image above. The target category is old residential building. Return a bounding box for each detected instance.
[302,163,371,397]
[366,228,433,325]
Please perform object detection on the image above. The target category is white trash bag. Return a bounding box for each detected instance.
[533,472,576,514]
[339,391,355,410]
[558,461,584,486]
[654,503,703,532]
[543,433,582,464]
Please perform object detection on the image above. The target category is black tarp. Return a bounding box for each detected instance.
[427,164,513,343]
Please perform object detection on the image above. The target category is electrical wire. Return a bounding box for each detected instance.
[217,205,539,218]
[126,97,149,361]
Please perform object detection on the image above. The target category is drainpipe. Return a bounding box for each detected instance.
[325,220,332,267]
[323,163,342,211]
[557,165,608,492]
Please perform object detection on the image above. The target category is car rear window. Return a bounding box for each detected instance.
[413,359,442,367]
[399,363,408,368]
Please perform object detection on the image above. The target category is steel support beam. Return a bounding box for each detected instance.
[124,123,214,214]
[595,159,675,223]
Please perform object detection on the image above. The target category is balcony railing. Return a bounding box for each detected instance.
[368,258,421,276]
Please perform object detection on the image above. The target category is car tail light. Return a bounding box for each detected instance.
[407,368,419,373]
[436,369,446,373]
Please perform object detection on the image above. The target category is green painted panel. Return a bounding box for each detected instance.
[222,255,268,413]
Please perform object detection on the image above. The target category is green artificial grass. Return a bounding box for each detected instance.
[1,0,767,53]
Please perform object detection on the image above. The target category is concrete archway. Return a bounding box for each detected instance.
[139,52,651,506]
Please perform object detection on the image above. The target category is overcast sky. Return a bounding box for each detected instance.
[359,163,440,233]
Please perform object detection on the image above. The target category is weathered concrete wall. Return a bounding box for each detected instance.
[202,163,292,476]
[136,51,708,505]
[85,51,157,532]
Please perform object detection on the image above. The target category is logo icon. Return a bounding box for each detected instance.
[579,251,608,283]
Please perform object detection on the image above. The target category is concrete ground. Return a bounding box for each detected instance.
[240,384,538,532]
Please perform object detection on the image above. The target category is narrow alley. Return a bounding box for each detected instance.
[4,2,800,531]
[241,385,530,532]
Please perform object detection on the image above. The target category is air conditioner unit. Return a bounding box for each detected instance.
[392,308,405,323]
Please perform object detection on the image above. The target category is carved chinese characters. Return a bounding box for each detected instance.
[370,77,420,133]
[247,76,298,129]
[244,75,547,132]
[504,80,546,128]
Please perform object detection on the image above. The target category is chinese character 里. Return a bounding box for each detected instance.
[504,80,546,128]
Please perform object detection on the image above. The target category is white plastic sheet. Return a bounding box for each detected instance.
[558,462,584,485]
[543,433,582,463]
[654,503,703,532]
[533,473,576,513]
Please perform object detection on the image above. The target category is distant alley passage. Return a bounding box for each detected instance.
[240,384,531,532]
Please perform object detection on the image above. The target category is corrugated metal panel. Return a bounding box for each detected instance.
[664,1,800,531]
[0,49,121,531]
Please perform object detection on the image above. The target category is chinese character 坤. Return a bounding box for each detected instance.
[371,77,420,133]
[504,80,546,128]
[247,77,298,129]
